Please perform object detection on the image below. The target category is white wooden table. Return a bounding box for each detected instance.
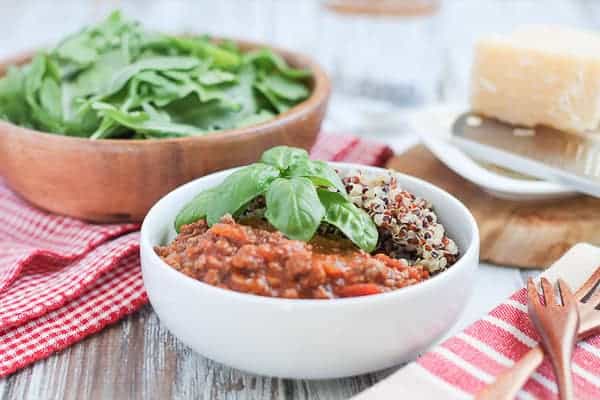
[0,0,595,397]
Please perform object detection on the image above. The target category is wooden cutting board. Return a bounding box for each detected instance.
[386,145,600,268]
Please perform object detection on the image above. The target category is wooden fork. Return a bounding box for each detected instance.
[527,278,579,400]
[476,268,600,399]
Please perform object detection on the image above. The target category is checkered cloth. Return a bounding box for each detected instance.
[0,133,393,377]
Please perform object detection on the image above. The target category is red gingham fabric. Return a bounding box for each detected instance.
[417,289,600,399]
[0,133,393,377]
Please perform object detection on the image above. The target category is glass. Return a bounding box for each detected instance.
[321,0,442,107]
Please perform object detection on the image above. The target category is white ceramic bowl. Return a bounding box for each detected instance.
[140,163,480,379]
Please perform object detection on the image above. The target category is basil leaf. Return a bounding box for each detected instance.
[206,164,280,226]
[260,146,309,171]
[174,188,218,232]
[286,159,348,199]
[318,189,379,252]
[265,177,325,242]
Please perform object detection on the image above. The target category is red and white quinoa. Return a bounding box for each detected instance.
[340,169,459,272]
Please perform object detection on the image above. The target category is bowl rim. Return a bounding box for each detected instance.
[0,38,331,146]
[140,162,480,307]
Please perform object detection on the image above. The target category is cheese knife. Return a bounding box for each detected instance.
[451,112,600,198]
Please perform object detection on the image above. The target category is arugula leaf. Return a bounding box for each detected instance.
[286,159,348,198]
[318,189,379,252]
[265,177,325,242]
[206,163,280,226]
[260,146,309,171]
[174,187,218,232]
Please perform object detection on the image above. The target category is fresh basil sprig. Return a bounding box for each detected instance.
[174,146,379,252]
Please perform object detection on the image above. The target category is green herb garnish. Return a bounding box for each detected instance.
[174,146,379,252]
[0,11,311,139]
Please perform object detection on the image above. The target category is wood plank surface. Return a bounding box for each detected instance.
[387,146,600,268]
[0,306,393,400]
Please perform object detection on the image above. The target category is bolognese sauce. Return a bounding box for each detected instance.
[155,215,430,299]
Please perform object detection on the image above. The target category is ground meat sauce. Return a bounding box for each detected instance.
[155,215,430,299]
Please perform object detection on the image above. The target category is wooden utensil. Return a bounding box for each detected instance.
[476,268,600,399]
[0,40,331,223]
[387,146,600,268]
[527,278,579,400]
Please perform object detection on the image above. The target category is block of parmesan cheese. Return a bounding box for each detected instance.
[470,26,600,134]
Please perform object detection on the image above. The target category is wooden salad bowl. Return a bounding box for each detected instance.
[0,40,330,222]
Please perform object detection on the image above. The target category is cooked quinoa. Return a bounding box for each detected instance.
[339,169,459,272]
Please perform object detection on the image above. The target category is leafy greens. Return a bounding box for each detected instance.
[174,146,379,252]
[0,11,311,139]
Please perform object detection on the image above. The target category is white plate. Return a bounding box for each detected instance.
[140,163,479,379]
[408,104,577,201]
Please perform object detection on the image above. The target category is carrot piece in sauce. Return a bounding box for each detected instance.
[323,263,344,279]
[337,283,382,297]
[210,223,247,242]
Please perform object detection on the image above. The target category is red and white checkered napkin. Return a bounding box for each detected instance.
[353,243,600,400]
[0,133,393,377]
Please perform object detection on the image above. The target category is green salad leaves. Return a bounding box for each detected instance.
[174,146,379,252]
[0,11,311,139]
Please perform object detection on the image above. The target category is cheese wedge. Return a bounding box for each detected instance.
[470,26,600,134]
